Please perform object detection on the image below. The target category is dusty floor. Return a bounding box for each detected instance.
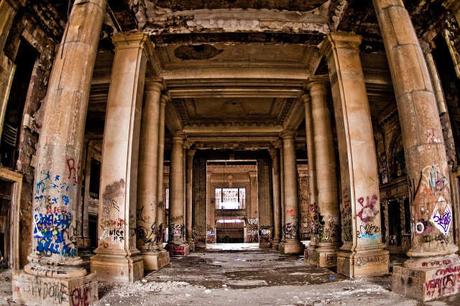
[1,245,460,305]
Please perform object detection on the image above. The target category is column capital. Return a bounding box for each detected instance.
[187,149,196,157]
[145,78,164,93]
[320,32,362,58]
[307,76,329,96]
[301,94,310,105]
[160,94,171,106]
[112,32,149,49]
[280,130,296,140]
[173,133,185,143]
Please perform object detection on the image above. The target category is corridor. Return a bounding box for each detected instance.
[94,248,455,306]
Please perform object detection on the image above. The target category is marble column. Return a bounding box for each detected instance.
[13,0,106,304]
[90,32,149,283]
[270,148,282,249]
[307,80,340,268]
[322,32,388,277]
[167,134,190,255]
[303,94,319,261]
[281,131,304,254]
[373,0,460,300]
[136,80,170,271]
[156,95,168,244]
[186,149,196,249]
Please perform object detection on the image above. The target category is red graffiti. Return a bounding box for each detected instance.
[66,158,79,183]
[287,208,296,217]
[356,194,379,223]
[71,287,91,306]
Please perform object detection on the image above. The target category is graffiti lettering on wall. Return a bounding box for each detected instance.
[413,165,452,239]
[284,222,298,239]
[356,194,379,223]
[33,170,77,256]
[70,286,93,306]
[247,218,258,225]
[422,259,453,268]
[66,157,80,184]
[102,179,124,219]
[246,229,258,243]
[356,223,381,240]
[355,254,388,267]
[100,218,125,244]
[20,279,68,304]
[259,226,272,243]
[424,265,460,298]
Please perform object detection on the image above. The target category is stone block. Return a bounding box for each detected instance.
[392,255,460,301]
[337,249,389,278]
[12,271,98,306]
[167,243,190,256]
[283,240,304,255]
[90,253,144,283]
[143,249,170,271]
[306,247,337,268]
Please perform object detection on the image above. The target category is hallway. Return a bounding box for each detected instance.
[94,248,454,306]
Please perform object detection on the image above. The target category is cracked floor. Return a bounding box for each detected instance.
[2,245,460,305]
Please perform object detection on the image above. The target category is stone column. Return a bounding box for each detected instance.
[270,148,282,249]
[13,1,106,304]
[303,94,319,260]
[248,171,259,243]
[258,157,273,248]
[374,0,460,300]
[156,95,168,244]
[136,80,169,271]
[281,131,304,254]
[167,134,190,255]
[90,32,149,283]
[186,149,196,249]
[307,80,340,268]
[321,32,388,277]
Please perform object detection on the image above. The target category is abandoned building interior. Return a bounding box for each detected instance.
[1,0,460,305]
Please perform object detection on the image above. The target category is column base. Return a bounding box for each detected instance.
[337,248,389,278]
[392,254,460,301]
[12,270,98,306]
[90,252,144,282]
[283,239,304,255]
[259,241,272,249]
[305,243,337,268]
[142,249,170,271]
[271,239,280,250]
[187,239,195,252]
[166,242,190,256]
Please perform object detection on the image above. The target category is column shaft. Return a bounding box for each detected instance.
[307,81,340,268]
[258,157,273,248]
[281,132,304,254]
[186,150,195,247]
[270,149,282,249]
[156,96,167,243]
[374,0,460,301]
[167,134,190,255]
[322,32,388,277]
[90,32,148,282]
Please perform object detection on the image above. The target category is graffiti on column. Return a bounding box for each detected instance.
[136,205,158,248]
[284,222,298,239]
[412,165,452,244]
[259,226,272,244]
[356,194,381,240]
[100,179,125,247]
[298,175,310,239]
[170,223,185,241]
[33,170,77,257]
[206,226,216,243]
[246,218,258,242]
[340,188,352,241]
[318,215,340,243]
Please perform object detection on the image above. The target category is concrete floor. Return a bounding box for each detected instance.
[1,245,460,305]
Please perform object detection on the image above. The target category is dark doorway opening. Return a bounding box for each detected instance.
[0,39,38,169]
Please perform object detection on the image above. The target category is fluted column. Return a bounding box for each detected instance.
[167,134,190,255]
[90,32,149,282]
[186,149,196,248]
[322,32,388,277]
[156,95,168,244]
[281,131,304,254]
[374,0,460,301]
[13,1,107,304]
[306,79,340,268]
[270,148,282,249]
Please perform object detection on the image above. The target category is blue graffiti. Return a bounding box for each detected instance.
[33,211,76,257]
[34,171,73,206]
